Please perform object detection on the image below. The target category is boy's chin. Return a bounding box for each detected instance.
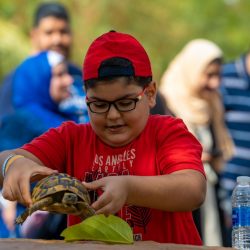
[102,135,133,148]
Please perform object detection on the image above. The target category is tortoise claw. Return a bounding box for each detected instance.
[15,216,24,225]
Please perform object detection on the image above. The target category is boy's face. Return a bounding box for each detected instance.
[86,77,156,147]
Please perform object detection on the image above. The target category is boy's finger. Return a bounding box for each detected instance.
[94,203,113,216]
[30,167,58,182]
[82,180,102,190]
[2,184,16,201]
[91,192,111,211]
[18,177,32,206]
[33,166,58,175]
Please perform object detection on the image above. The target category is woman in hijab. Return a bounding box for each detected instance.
[160,39,234,246]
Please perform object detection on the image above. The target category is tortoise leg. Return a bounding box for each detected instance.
[15,196,54,225]
[15,209,30,225]
[77,202,95,220]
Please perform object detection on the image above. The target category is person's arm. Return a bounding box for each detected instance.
[84,169,206,216]
[0,149,58,206]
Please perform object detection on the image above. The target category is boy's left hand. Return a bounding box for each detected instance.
[83,176,129,216]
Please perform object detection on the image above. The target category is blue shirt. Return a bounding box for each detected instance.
[219,54,250,214]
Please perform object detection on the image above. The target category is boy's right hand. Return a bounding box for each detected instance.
[2,156,57,207]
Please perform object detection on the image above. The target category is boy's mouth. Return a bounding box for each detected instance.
[106,124,125,132]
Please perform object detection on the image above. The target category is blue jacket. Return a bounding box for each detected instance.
[0,51,88,150]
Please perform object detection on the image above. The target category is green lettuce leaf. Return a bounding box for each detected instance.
[61,214,133,244]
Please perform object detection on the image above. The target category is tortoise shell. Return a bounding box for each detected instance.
[32,173,90,204]
[15,173,95,225]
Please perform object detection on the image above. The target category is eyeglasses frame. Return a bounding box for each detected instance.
[86,87,146,114]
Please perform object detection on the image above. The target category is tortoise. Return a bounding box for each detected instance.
[15,173,95,224]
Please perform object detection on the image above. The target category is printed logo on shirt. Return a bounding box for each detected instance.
[120,205,152,237]
[91,148,136,174]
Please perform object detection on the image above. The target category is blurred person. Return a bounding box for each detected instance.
[160,39,234,246]
[0,1,81,119]
[11,50,87,128]
[30,1,71,58]
[0,2,88,239]
[218,50,250,246]
[0,50,87,239]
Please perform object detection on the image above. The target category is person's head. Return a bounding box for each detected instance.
[14,51,73,110]
[30,2,72,58]
[82,31,156,147]
[176,39,223,96]
[160,39,223,124]
[197,57,222,94]
[49,54,73,103]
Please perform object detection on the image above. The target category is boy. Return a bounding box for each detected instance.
[0,31,206,245]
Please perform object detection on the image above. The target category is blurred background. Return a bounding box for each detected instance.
[1,0,250,84]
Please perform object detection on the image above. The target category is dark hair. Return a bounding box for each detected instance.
[33,2,70,27]
[209,57,223,65]
[84,57,152,90]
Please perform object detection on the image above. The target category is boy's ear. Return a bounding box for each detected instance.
[146,81,157,108]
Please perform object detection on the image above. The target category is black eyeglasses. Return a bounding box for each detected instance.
[86,88,146,114]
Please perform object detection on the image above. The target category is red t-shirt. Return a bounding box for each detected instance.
[22,115,204,245]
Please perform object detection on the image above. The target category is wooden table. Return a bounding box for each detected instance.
[0,239,235,250]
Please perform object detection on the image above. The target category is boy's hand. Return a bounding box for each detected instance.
[2,157,57,207]
[83,176,130,216]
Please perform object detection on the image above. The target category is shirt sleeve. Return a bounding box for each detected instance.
[156,116,205,176]
[21,122,76,172]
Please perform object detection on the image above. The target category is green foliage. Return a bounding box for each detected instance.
[1,0,250,83]
[0,18,29,81]
[61,214,133,244]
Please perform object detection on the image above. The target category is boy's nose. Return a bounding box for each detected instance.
[106,104,121,119]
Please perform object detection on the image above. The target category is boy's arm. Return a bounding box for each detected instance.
[126,170,206,211]
[0,149,57,206]
[84,169,206,215]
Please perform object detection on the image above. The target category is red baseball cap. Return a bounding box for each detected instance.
[83,31,152,81]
